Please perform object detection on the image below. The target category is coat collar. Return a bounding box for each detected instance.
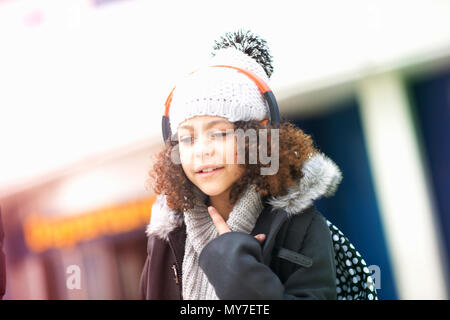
[145,152,342,241]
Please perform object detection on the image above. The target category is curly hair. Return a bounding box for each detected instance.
[146,119,318,213]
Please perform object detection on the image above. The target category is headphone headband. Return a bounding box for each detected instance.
[162,65,280,142]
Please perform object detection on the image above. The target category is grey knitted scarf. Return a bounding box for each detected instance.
[182,184,263,300]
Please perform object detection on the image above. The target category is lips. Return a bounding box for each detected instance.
[196,167,224,178]
[195,165,225,174]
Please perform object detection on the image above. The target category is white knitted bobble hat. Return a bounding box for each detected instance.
[168,30,274,135]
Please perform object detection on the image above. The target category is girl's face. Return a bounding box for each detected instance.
[177,115,244,198]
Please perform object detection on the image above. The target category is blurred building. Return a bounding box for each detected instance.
[1,141,161,299]
[290,63,450,300]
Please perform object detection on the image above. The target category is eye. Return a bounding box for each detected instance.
[212,131,229,139]
[180,136,194,144]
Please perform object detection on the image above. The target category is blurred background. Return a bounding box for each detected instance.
[0,0,449,300]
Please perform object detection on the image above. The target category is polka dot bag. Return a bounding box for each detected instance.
[326,219,378,300]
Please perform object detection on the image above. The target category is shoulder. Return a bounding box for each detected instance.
[306,207,332,238]
[282,205,332,249]
[284,205,324,230]
[145,194,184,242]
[145,233,166,254]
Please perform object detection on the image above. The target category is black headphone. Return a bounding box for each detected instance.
[162,65,280,143]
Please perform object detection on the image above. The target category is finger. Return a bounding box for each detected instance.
[208,206,231,235]
[254,234,266,244]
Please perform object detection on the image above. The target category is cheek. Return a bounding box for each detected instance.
[225,163,245,182]
[179,148,194,177]
[180,162,191,178]
[220,136,239,164]
[179,146,192,164]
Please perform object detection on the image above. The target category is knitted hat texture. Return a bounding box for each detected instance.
[168,30,273,135]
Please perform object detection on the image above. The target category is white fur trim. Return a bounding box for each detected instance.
[145,194,184,241]
[266,152,343,216]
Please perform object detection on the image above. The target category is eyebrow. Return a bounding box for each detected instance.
[178,119,231,131]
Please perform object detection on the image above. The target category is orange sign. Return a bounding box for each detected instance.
[23,197,155,253]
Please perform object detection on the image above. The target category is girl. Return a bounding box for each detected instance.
[140,30,343,300]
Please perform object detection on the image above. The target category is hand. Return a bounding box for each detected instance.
[207,206,266,244]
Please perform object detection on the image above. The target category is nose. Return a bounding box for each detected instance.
[194,134,214,160]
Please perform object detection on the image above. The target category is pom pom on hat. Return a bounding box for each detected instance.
[168,29,274,135]
[212,29,274,78]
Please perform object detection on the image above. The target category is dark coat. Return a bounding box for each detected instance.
[140,152,342,300]
[0,208,6,300]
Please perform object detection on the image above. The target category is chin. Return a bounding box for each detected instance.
[197,184,226,197]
